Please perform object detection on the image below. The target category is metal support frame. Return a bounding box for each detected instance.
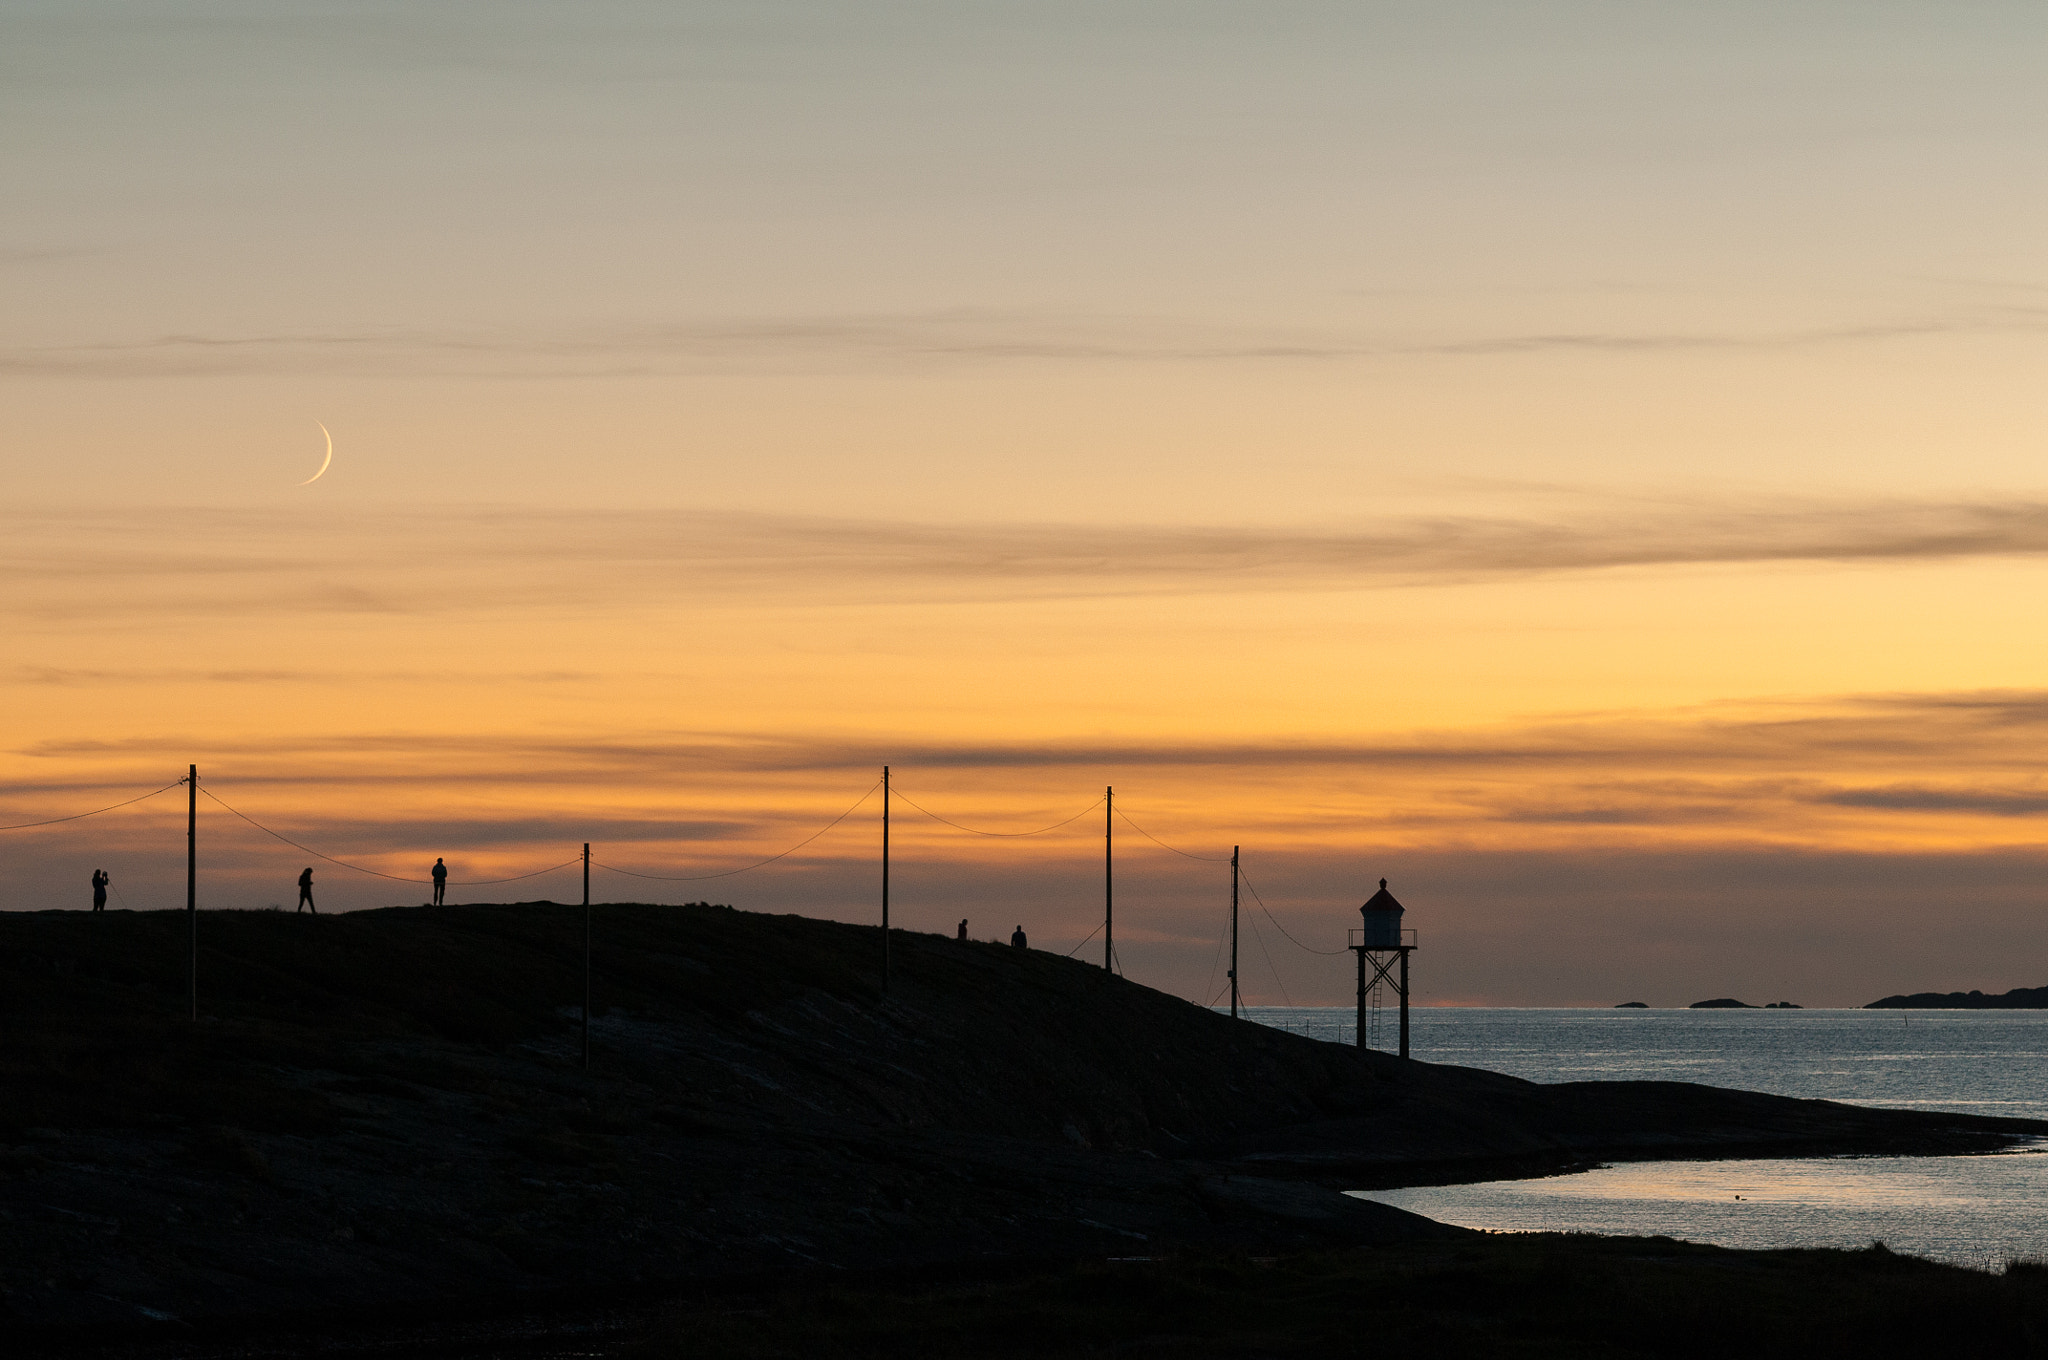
[1350,943,1415,1059]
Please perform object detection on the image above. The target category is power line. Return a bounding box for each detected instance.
[1109,804,1232,861]
[595,779,881,881]
[1200,893,1230,1009]
[200,786,580,885]
[1062,918,1105,958]
[0,778,185,831]
[891,787,1104,838]
[1242,907,1292,1006]
[1239,869,1349,956]
[447,859,584,887]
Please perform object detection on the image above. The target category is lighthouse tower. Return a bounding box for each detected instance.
[1349,878,1417,1058]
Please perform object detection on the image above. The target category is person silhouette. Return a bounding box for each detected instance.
[91,869,108,912]
[431,857,448,905]
[1010,924,1027,949]
[297,867,316,914]
[957,918,968,941]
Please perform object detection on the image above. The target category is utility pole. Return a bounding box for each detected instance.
[582,842,591,1071]
[881,765,890,997]
[1104,785,1113,972]
[1229,845,1240,1018]
[186,764,197,1022]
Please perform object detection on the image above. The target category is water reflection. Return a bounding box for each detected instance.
[1351,1148,2048,1268]
[1233,1006,2048,1121]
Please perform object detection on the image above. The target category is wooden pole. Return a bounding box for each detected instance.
[186,764,197,1022]
[1229,846,1239,1018]
[582,842,591,1071]
[1104,786,1113,972]
[881,765,890,997]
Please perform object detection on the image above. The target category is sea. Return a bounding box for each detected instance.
[1235,1006,2048,1268]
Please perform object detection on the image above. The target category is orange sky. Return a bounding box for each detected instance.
[7,2,2048,1005]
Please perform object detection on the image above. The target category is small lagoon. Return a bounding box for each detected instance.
[1237,1006,2048,1265]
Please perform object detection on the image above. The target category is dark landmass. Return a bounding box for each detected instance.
[1689,998,1756,1008]
[1766,1001,1804,1008]
[1614,1000,1649,1007]
[4,904,2042,1346]
[1867,983,2048,1009]
[45,1237,2048,1360]
[633,1239,2048,1360]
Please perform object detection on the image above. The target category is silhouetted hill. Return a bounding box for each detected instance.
[3,904,2040,1338]
[1866,984,2048,1009]
[1689,997,1756,1008]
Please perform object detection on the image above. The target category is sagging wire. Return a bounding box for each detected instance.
[595,778,881,881]
[1238,868,1349,956]
[1200,892,1230,1010]
[0,779,185,831]
[1242,906,1292,1007]
[1111,804,1232,861]
[893,787,1104,838]
[200,786,581,885]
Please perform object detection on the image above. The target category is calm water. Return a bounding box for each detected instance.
[1233,1006,2048,1265]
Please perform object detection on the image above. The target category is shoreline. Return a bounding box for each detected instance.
[6,903,2043,1343]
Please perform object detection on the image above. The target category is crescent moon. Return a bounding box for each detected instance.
[300,423,334,485]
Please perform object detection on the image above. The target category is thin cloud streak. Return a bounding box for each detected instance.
[11,666,600,687]
[19,690,2048,868]
[8,305,2048,377]
[16,497,2048,622]
[1817,787,2048,816]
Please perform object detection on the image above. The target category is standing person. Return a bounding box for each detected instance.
[431,857,448,905]
[91,869,108,912]
[956,918,968,941]
[1010,924,1027,949]
[297,867,316,914]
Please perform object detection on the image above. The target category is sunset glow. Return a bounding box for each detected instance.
[9,1,2048,1007]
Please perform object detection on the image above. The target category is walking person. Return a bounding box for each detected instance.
[297,867,316,914]
[431,857,448,905]
[91,869,108,912]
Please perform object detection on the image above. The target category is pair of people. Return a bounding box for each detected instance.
[955,919,1029,949]
[90,869,109,911]
[296,858,446,913]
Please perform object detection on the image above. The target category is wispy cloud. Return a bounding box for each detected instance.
[18,688,2048,836]
[1816,786,2048,816]
[10,666,599,687]
[12,497,2048,622]
[8,304,2047,377]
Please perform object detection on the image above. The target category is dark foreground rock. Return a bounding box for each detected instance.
[1868,983,2048,1008]
[2,904,2040,1340]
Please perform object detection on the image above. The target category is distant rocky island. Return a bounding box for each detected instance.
[1689,999,1803,1009]
[1866,983,2048,1009]
[1614,1001,1648,1008]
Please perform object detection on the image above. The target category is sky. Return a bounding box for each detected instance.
[7,0,2048,1008]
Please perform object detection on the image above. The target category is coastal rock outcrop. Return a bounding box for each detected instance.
[3,904,2039,1336]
